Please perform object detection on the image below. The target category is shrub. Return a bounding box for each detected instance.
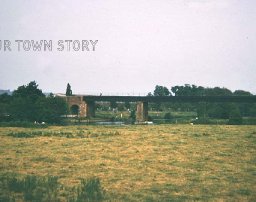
[129,110,136,124]
[228,107,243,125]
[5,175,60,202]
[164,112,172,123]
[2,174,106,202]
[76,177,105,202]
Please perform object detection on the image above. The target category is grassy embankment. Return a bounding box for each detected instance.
[0,125,255,201]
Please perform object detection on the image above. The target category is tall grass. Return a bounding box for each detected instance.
[1,174,105,202]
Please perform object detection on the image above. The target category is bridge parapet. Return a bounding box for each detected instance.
[83,95,256,103]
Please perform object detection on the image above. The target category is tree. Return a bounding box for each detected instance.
[10,81,45,121]
[233,90,252,96]
[0,93,12,103]
[66,83,72,96]
[164,112,173,123]
[197,102,208,119]
[228,104,242,125]
[0,93,12,121]
[35,97,68,123]
[129,110,136,124]
[9,97,35,121]
[153,85,170,96]
[0,93,12,116]
[171,84,205,96]
[205,87,232,96]
[151,85,170,111]
[232,90,253,116]
[7,81,68,123]
[13,81,45,101]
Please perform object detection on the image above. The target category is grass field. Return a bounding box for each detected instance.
[0,124,255,201]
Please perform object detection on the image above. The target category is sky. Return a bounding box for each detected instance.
[0,0,256,95]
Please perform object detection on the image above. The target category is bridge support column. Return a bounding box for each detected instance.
[136,101,148,123]
[79,102,86,117]
[85,101,95,118]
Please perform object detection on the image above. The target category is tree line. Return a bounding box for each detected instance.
[0,81,68,124]
[1,82,255,125]
[148,84,256,124]
[148,84,254,97]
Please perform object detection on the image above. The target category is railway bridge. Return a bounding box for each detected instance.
[61,95,256,122]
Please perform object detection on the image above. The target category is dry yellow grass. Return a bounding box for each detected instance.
[0,124,256,201]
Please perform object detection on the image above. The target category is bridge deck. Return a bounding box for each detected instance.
[82,95,256,103]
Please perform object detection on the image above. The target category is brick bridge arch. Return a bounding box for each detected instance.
[63,96,87,117]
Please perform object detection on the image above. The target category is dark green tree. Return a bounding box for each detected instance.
[66,83,72,96]
[129,110,136,124]
[13,81,45,101]
[0,93,11,114]
[233,90,252,96]
[204,87,232,96]
[7,81,68,123]
[164,112,173,123]
[228,104,243,125]
[10,81,45,121]
[197,102,208,119]
[153,85,170,96]
[0,93,12,121]
[233,90,253,116]
[9,97,35,121]
[171,84,205,96]
[151,85,170,111]
[35,97,68,123]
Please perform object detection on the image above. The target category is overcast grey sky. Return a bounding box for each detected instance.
[0,0,255,94]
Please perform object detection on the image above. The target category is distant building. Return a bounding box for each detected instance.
[0,89,12,95]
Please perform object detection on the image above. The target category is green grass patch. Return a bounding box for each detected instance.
[0,173,105,202]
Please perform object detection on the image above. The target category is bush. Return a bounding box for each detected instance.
[164,112,172,123]
[76,177,105,202]
[228,107,243,125]
[128,110,136,124]
[1,174,106,202]
[5,175,59,202]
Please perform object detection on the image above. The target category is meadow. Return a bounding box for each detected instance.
[0,124,255,201]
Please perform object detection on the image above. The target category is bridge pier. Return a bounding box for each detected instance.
[78,102,86,117]
[85,101,95,118]
[63,96,86,117]
[136,101,148,123]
